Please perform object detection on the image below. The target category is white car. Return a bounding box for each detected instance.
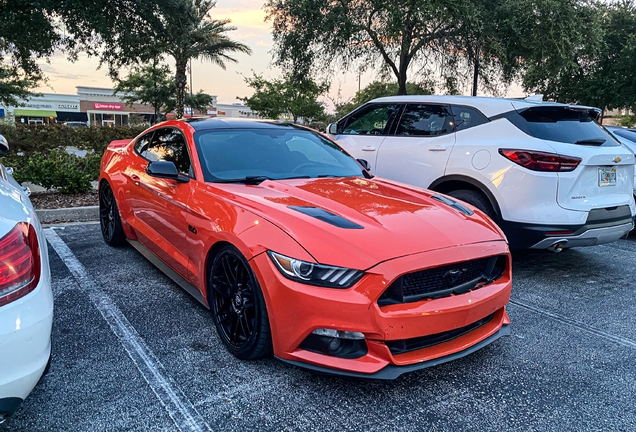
[328,95,636,251]
[605,126,636,199]
[0,135,53,423]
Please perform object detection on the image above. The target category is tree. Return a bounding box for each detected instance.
[115,64,215,121]
[114,65,175,122]
[185,92,214,114]
[335,81,432,117]
[241,73,328,123]
[266,0,461,95]
[266,0,605,97]
[521,0,635,113]
[144,0,250,118]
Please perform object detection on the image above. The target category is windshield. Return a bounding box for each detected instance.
[194,127,365,182]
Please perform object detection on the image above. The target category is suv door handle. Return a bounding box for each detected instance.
[130,174,140,185]
[428,146,447,152]
[362,146,377,151]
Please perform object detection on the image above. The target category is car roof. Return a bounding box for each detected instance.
[368,95,598,118]
[181,118,307,132]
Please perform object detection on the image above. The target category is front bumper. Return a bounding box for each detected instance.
[250,241,512,378]
[0,277,53,419]
[279,324,511,380]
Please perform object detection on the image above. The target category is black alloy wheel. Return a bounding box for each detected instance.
[209,245,272,360]
[99,181,126,246]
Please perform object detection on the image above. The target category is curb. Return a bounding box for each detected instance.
[35,206,99,224]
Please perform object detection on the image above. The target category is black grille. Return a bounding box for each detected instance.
[378,255,506,306]
[386,313,495,355]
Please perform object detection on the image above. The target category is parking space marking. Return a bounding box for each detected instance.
[509,300,636,349]
[45,229,212,432]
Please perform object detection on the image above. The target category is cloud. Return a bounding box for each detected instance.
[256,40,272,47]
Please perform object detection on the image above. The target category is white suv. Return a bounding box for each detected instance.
[327,95,636,250]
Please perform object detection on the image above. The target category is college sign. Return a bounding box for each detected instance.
[94,103,123,110]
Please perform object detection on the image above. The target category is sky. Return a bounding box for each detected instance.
[35,0,525,108]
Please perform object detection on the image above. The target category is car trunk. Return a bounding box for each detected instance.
[511,104,636,212]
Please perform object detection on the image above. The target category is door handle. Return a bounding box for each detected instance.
[428,146,447,152]
[362,146,377,151]
[130,174,140,185]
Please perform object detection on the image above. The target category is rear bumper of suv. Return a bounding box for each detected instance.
[501,205,634,250]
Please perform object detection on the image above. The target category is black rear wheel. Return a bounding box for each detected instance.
[209,245,272,360]
[99,181,126,246]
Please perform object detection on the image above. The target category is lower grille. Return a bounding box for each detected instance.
[386,313,495,355]
[378,255,506,306]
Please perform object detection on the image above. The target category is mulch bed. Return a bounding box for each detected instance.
[29,190,99,210]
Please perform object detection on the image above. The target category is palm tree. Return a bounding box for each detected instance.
[158,0,251,118]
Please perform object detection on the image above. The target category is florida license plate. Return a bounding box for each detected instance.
[598,168,616,187]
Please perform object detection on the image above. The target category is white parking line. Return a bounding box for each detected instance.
[45,229,212,432]
[509,300,636,350]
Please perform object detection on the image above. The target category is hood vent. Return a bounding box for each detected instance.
[431,195,474,216]
[287,206,363,229]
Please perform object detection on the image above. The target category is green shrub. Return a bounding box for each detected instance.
[0,123,145,194]
[17,149,94,194]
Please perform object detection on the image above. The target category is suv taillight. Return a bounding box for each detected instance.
[0,222,41,307]
[499,149,582,172]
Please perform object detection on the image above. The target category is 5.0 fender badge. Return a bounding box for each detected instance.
[614,156,622,163]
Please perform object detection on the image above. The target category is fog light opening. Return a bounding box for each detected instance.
[299,328,368,359]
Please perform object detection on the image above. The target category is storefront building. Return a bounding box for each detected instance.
[77,86,155,126]
[5,94,85,124]
[212,103,258,119]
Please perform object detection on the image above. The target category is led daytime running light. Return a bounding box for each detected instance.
[268,251,364,288]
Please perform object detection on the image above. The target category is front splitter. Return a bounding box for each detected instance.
[277,324,511,380]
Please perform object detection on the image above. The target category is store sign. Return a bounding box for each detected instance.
[24,103,54,109]
[57,104,79,111]
[94,103,123,110]
[207,110,217,115]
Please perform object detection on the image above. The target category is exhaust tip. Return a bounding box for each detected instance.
[548,240,568,253]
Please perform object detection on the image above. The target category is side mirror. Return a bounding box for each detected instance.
[357,158,371,171]
[0,134,8,156]
[146,161,189,183]
[327,123,338,135]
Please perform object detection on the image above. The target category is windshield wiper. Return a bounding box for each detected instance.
[213,176,273,184]
[212,175,310,185]
[574,138,606,146]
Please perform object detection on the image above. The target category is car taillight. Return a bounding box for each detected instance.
[0,222,41,307]
[499,149,582,172]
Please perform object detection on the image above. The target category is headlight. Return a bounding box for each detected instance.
[267,251,364,288]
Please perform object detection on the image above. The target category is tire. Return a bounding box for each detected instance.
[447,189,497,220]
[208,245,272,360]
[99,181,127,246]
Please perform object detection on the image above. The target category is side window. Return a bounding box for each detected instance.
[143,128,192,176]
[396,104,453,136]
[134,131,154,156]
[340,104,399,135]
[450,106,488,131]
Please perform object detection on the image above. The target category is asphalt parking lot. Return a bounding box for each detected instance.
[4,222,636,431]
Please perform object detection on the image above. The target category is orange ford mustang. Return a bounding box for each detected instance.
[99,118,512,379]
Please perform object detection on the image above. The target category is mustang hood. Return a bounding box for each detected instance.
[214,177,505,269]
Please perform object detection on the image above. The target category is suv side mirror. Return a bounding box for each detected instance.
[146,161,190,183]
[327,123,338,135]
[0,134,8,156]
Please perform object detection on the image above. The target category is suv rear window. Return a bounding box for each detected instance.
[496,107,619,147]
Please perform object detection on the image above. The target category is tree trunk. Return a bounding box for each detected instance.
[175,61,188,119]
[397,67,408,95]
[472,47,480,97]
